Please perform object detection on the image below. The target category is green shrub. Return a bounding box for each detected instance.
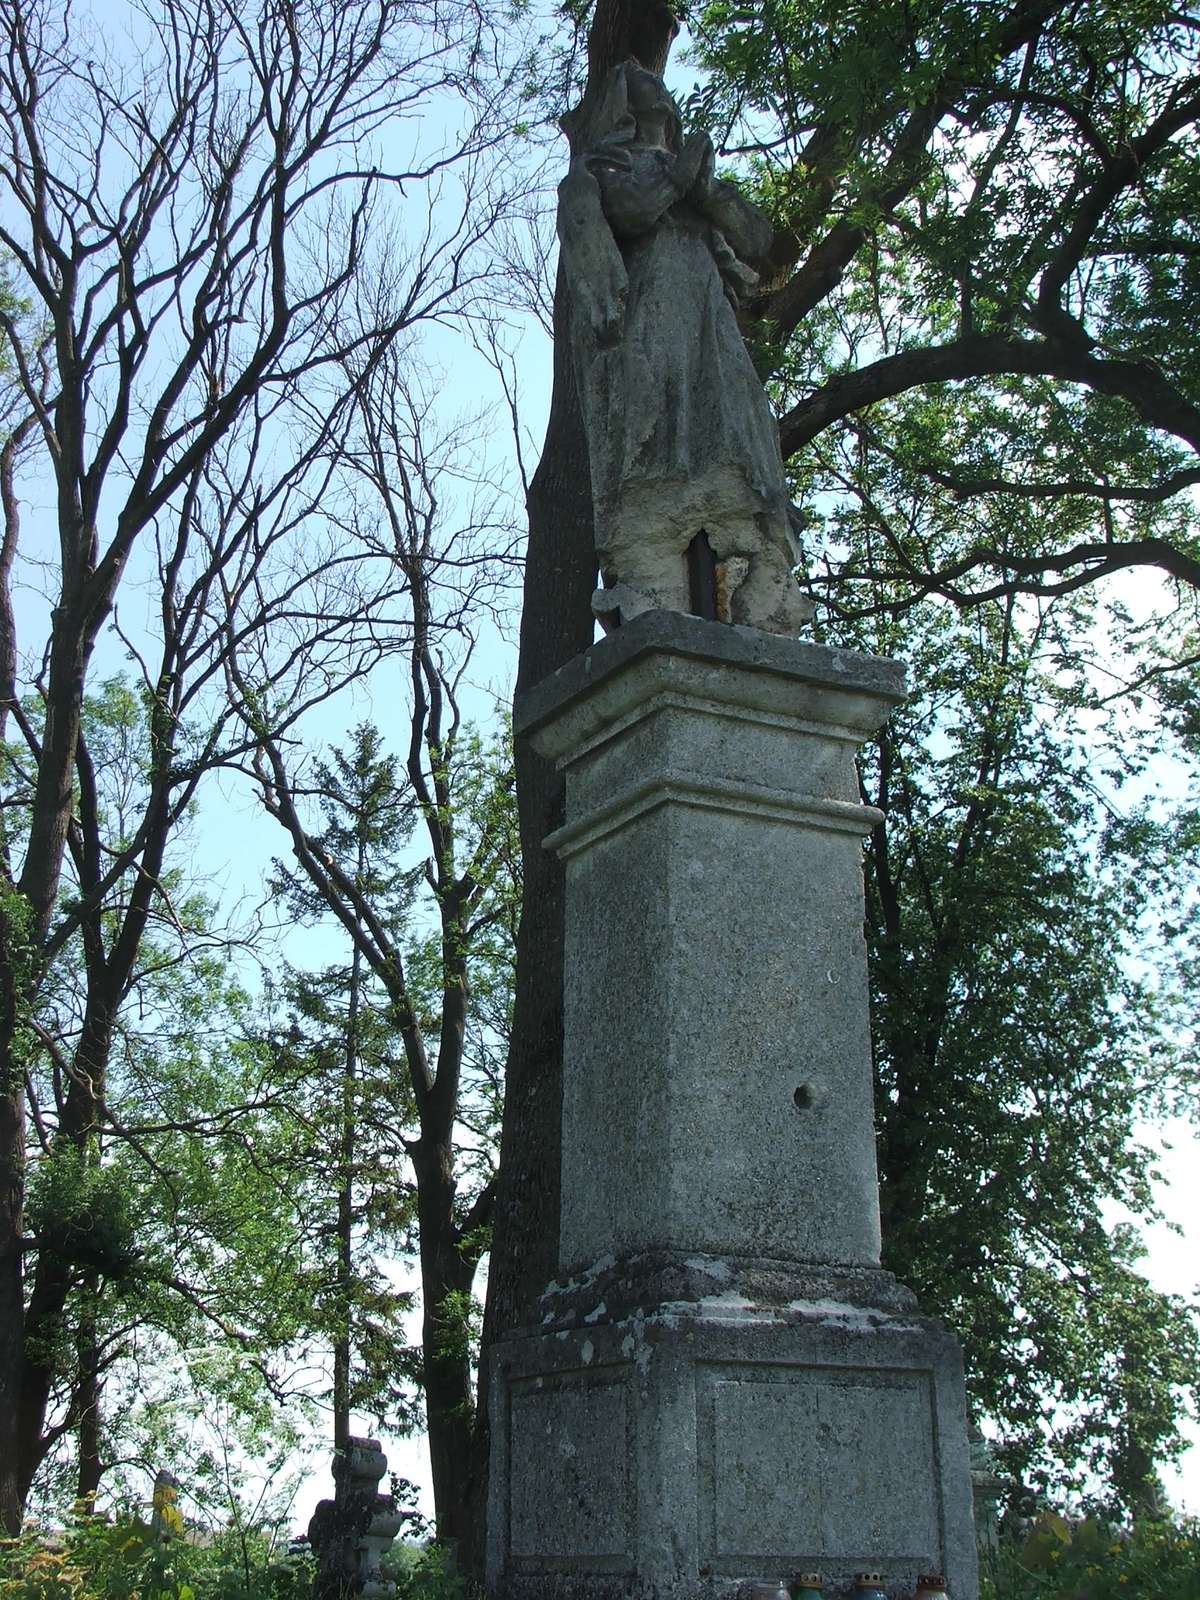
[1,1515,191,1600]
[384,1545,462,1600]
[0,1513,312,1600]
[0,1538,90,1600]
[982,1513,1200,1599]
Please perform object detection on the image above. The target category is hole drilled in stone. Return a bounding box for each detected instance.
[793,1084,815,1110]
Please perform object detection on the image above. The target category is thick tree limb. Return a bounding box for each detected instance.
[455,1176,496,1249]
[819,535,1200,610]
[762,98,952,336]
[908,463,1200,505]
[759,0,1066,336]
[583,0,679,95]
[779,334,1200,458]
[1035,82,1200,345]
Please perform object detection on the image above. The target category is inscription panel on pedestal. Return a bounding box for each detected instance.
[507,1367,634,1571]
[697,1362,942,1570]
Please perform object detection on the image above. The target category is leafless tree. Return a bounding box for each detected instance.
[0,0,522,1531]
[232,343,521,1546]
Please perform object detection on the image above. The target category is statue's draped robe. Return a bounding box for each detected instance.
[559,140,807,630]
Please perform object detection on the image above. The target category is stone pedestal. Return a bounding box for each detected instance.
[488,613,978,1600]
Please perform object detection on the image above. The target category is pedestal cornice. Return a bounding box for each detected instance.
[514,609,906,761]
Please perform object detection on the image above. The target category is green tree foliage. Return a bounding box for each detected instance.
[682,0,1200,670]
[252,703,519,1544]
[8,679,337,1513]
[268,725,427,1452]
[0,1506,314,1600]
[981,1513,1200,1599]
[820,571,1200,1504]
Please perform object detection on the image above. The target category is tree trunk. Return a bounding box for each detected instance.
[483,0,681,1356]
[413,1139,477,1549]
[471,0,681,1571]
[18,571,93,944]
[0,524,95,1524]
[17,1001,108,1509]
[0,1072,25,1535]
[0,424,29,1536]
[334,945,362,1469]
[0,611,91,1529]
[480,279,594,1349]
[75,1275,103,1506]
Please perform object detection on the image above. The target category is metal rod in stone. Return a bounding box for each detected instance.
[686,528,718,619]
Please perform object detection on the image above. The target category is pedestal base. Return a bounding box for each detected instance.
[494,618,978,1599]
[487,1272,978,1600]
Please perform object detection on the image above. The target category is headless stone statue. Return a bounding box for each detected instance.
[558,61,814,635]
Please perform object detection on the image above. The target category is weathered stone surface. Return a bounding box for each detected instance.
[519,613,904,1276]
[509,1375,633,1565]
[703,1367,938,1561]
[537,1253,918,1332]
[492,615,978,1600]
[309,1437,402,1600]
[488,1305,979,1600]
[514,610,906,755]
[558,63,812,634]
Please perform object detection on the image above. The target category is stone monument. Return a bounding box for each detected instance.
[486,63,979,1600]
[309,1437,403,1600]
[558,61,812,637]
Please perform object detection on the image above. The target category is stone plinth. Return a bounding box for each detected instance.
[517,611,901,1276]
[489,613,978,1600]
[489,1292,976,1599]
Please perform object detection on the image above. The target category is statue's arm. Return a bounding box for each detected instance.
[697,180,774,265]
[589,156,681,238]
